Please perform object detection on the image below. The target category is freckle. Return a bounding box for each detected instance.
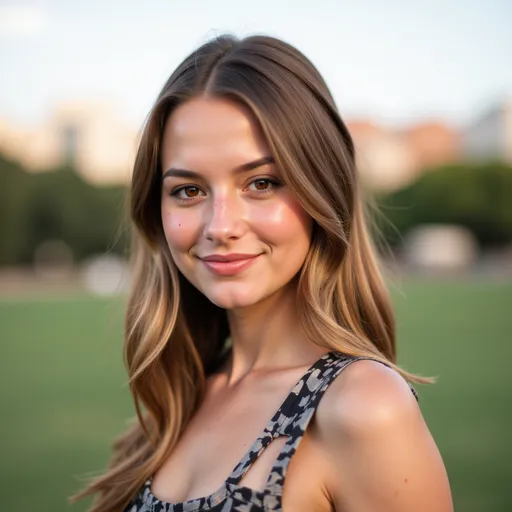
[404,478,408,484]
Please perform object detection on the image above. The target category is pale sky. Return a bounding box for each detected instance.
[0,0,511,129]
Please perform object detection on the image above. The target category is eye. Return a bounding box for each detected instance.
[247,178,281,193]
[252,179,271,191]
[171,185,205,200]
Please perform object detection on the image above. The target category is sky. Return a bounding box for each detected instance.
[0,0,511,129]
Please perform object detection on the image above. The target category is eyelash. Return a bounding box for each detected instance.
[170,177,282,203]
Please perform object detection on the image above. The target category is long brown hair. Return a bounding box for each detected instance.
[73,34,430,512]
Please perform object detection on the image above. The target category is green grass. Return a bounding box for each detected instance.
[0,279,511,511]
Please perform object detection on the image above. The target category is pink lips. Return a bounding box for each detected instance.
[200,253,261,276]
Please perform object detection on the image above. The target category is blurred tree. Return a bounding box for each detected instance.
[0,155,32,264]
[0,154,129,266]
[377,161,512,248]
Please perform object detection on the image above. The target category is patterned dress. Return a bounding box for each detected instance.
[126,351,418,512]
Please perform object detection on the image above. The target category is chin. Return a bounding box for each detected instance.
[201,285,266,310]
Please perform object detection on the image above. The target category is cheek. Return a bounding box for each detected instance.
[161,209,200,254]
[250,196,313,246]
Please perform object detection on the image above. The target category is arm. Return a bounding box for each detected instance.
[316,360,453,512]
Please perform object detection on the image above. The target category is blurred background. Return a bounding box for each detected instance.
[1,0,511,510]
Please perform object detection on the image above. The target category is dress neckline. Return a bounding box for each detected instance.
[144,350,338,511]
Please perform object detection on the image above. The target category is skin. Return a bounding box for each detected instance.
[154,96,453,511]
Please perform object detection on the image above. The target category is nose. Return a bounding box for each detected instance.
[203,193,245,243]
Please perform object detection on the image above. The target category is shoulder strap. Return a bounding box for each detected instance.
[261,354,418,509]
[226,351,339,485]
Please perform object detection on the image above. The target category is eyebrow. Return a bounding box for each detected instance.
[162,156,275,180]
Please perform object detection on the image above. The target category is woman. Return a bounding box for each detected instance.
[75,34,453,511]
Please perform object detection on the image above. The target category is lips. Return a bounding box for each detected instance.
[199,253,261,276]
[201,253,260,262]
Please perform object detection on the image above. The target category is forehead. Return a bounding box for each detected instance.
[160,96,270,170]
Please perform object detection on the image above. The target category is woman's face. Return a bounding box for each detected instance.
[160,96,313,310]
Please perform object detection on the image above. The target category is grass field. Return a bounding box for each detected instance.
[0,278,511,511]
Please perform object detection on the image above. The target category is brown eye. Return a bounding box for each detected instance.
[247,178,282,194]
[183,186,200,197]
[171,185,205,201]
[253,179,271,190]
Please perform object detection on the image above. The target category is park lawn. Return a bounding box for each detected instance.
[0,279,511,511]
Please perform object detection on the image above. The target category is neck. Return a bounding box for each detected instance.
[224,281,326,384]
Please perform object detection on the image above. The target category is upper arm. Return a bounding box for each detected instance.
[316,359,453,512]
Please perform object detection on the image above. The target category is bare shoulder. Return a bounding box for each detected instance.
[317,358,419,434]
[314,359,453,512]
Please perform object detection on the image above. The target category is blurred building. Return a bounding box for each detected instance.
[347,120,416,191]
[0,100,138,184]
[347,119,461,191]
[402,121,461,171]
[461,99,512,163]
